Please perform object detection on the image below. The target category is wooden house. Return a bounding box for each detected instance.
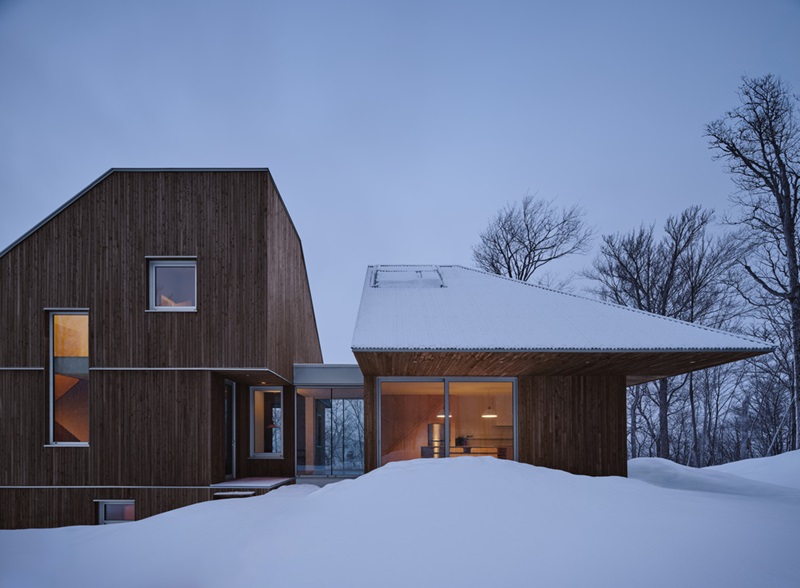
[0,174,773,529]
[0,169,322,528]
[351,265,773,476]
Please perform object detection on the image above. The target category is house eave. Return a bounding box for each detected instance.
[351,346,774,354]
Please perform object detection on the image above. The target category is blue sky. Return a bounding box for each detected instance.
[1,0,798,362]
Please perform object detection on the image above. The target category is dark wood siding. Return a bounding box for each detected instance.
[359,370,626,477]
[364,376,377,472]
[0,170,322,526]
[518,375,627,476]
[266,181,323,377]
[0,170,321,372]
[0,487,239,529]
[0,370,213,486]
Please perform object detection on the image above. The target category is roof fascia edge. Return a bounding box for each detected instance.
[0,169,115,259]
[351,346,774,354]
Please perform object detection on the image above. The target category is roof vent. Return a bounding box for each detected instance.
[373,266,445,288]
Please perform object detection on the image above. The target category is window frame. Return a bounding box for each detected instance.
[96,499,135,524]
[250,386,284,459]
[147,257,197,312]
[48,309,90,446]
[376,377,518,467]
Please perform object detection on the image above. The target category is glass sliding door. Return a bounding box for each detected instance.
[449,381,514,460]
[379,380,445,465]
[377,378,516,466]
[296,388,364,477]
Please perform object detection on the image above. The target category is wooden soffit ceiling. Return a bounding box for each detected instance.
[353,349,770,386]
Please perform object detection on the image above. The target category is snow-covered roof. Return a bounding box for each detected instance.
[351,265,772,353]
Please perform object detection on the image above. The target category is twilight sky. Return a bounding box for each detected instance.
[1,0,798,363]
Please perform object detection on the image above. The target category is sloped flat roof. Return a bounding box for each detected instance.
[351,265,772,354]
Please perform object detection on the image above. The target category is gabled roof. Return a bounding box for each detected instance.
[351,265,772,354]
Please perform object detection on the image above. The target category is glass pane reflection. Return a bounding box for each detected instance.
[52,313,89,443]
[379,381,445,465]
[297,388,364,477]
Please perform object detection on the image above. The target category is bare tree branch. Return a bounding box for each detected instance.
[707,74,800,450]
[473,194,594,282]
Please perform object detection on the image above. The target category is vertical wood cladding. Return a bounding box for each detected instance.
[363,376,377,472]
[360,373,627,476]
[0,170,321,372]
[0,487,213,529]
[518,375,627,476]
[0,370,213,486]
[266,181,323,377]
[0,170,322,526]
[0,485,282,529]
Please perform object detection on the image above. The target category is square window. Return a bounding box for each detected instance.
[148,259,196,311]
[97,500,135,524]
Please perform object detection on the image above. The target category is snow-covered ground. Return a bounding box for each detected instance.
[2,452,799,588]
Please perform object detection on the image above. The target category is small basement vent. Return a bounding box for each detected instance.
[373,266,445,288]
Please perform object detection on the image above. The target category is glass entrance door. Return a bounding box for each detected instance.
[296,387,364,477]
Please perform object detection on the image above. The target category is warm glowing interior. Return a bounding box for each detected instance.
[52,313,89,443]
[53,314,88,356]
[252,388,282,455]
[380,380,513,465]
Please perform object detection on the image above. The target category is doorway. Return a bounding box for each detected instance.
[224,380,235,480]
[296,387,364,477]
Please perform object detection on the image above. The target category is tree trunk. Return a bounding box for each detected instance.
[792,307,800,451]
[629,387,639,458]
[658,378,669,459]
[688,372,700,467]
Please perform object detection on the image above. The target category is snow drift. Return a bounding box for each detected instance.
[2,453,799,588]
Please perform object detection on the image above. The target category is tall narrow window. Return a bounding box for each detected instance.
[148,258,196,311]
[50,312,89,444]
[250,387,283,458]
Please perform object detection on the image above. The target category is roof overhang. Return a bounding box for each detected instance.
[353,348,770,386]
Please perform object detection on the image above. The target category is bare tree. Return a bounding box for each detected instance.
[586,206,738,459]
[706,74,800,449]
[472,195,593,282]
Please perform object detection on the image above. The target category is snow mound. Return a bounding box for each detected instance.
[2,456,799,588]
[709,449,800,490]
[629,456,800,499]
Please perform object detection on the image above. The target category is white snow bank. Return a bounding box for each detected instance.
[629,455,800,498]
[709,449,800,490]
[2,456,799,588]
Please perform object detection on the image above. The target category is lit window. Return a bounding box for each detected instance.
[50,312,89,444]
[250,387,283,458]
[97,500,135,524]
[148,259,196,311]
